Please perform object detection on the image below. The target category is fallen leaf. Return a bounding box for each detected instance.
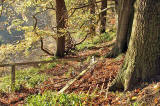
[131,96,137,101]
[134,88,140,93]
[154,98,158,104]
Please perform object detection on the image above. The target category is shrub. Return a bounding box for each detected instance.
[25,91,88,106]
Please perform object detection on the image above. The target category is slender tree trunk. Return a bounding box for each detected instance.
[55,0,67,57]
[88,0,96,36]
[106,0,135,58]
[109,0,160,91]
[100,0,107,34]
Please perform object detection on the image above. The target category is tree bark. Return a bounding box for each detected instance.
[109,0,160,91]
[106,0,135,58]
[88,0,96,36]
[100,0,107,34]
[55,0,67,57]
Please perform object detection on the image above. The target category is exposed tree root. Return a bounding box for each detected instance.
[108,69,124,91]
[108,62,134,91]
[108,60,160,92]
[105,46,121,58]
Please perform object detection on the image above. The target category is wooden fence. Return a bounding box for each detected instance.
[0,60,55,91]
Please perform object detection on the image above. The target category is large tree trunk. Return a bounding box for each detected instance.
[109,0,160,91]
[55,0,67,57]
[88,0,96,36]
[100,0,107,34]
[106,0,135,58]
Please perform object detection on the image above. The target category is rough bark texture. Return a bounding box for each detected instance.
[106,0,135,58]
[55,0,67,57]
[109,0,160,91]
[88,0,96,36]
[100,0,107,34]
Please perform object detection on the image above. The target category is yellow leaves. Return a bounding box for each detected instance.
[7,19,24,34]
[154,98,158,104]
[21,26,33,32]
[0,39,34,62]
[22,13,28,22]
[35,29,56,37]
[25,0,32,7]
[131,96,137,101]
[134,88,140,93]
[25,32,39,44]
[3,22,9,26]
[153,83,160,90]
[0,30,40,62]
[12,19,24,26]
[0,5,3,11]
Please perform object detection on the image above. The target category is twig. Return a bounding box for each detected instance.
[87,86,92,94]
[100,83,105,95]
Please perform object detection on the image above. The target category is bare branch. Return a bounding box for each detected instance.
[33,14,54,56]
[40,37,54,56]
[75,32,91,46]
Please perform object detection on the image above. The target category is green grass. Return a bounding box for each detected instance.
[40,62,57,70]
[0,67,49,92]
[76,41,95,50]
[93,31,115,44]
[0,59,58,93]
[76,31,116,51]
[131,102,141,106]
[25,91,95,106]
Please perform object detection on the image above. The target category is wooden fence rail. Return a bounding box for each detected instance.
[0,57,83,91]
[0,60,55,91]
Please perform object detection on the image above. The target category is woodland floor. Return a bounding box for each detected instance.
[0,41,160,106]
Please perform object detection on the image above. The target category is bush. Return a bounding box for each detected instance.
[25,91,89,106]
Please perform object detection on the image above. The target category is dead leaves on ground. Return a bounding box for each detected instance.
[1,42,160,105]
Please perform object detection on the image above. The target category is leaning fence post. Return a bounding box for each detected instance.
[11,65,15,91]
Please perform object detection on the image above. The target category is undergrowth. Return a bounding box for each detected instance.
[0,67,48,92]
[25,91,96,106]
[76,31,115,51]
[0,60,57,93]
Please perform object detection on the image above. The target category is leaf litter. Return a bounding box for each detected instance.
[0,42,160,105]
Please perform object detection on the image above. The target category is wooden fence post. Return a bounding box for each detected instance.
[0,60,56,92]
[11,65,15,91]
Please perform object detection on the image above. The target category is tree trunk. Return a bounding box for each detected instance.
[100,0,107,34]
[109,0,160,91]
[88,0,96,36]
[55,0,67,57]
[106,0,135,58]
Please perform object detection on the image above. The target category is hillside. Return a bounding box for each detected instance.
[0,0,160,105]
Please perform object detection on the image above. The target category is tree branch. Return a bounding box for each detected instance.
[75,32,91,46]
[40,37,54,56]
[33,14,54,56]
[0,0,4,18]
